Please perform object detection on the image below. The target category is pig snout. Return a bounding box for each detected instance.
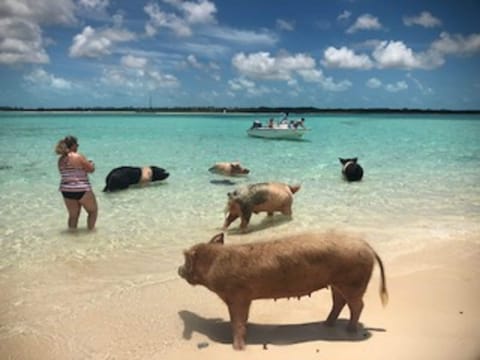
[178,265,186,279]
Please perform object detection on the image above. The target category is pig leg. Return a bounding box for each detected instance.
[325,287,346,327]
[223,213,239,230]
[239,210,252,232]
[280,199,293,216]
[346,298,364,332]
[227,299,252,350]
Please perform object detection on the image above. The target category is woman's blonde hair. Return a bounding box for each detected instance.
[55,135,78,155]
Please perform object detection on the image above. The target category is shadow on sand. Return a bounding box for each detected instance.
[224,214,293,235]
[179,310,385,347]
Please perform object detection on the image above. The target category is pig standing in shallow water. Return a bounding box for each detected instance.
[178,231,388,350]
[223,182,300,232]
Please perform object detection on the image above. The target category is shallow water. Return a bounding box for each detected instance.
[1,111,479,357]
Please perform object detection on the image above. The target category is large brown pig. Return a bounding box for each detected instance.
[223,182,300,232]
[178,231,388,350]
[208,162,250,176]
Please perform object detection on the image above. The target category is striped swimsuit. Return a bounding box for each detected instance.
[59,156,92,199]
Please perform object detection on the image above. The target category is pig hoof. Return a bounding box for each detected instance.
[346,324,358,333]
[325,320,336,327]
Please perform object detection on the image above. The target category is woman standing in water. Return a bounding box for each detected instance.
[55,135,98,230]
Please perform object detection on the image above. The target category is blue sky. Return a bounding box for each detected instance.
[1,0,479,109]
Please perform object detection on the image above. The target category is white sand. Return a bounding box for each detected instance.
[1,237,479,360]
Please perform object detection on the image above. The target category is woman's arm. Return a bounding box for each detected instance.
[75,153,95,173]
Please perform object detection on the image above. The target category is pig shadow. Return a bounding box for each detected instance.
[179,310,383,347]
[226,214,293,235]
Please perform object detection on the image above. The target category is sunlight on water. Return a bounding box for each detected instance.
[0,112,479,357]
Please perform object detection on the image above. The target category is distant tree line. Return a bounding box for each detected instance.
[0,106,479,114]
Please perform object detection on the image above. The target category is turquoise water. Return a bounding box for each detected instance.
[1,112,480,270]
[1,111,480,357]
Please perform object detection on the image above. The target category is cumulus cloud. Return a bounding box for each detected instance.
[431,32,480,56]
[232,51,315,80]
[24,68,72,90]
[366,77,382,88]
[69,25,135,58]
[372,40,422,69]
[144,0,216,37]
[403,11,441,28]
[0,18,49,64]
[323,46,373,69]
[228,77,269,96]
[0,0,76,65]
[347,14,382,34]
[232,51,351,92]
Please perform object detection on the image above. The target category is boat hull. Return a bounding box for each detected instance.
[247,128,308,140]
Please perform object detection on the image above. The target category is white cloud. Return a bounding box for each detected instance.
[180,0,217,24]
[186,54,202,68]
[121,54,148,68]
[144,0,216,37]
[24,68,72,90]
[206,26,278,45]
[297,69,352,92]
[101,65,179,92]
[372,41,422,69]
[0,18,49,64]
[323,46,373,69]
[366,77,382,88]
[403,11,441,28]
[233,51,351,92]
[276,19,295,31]
[431,32,480,56]
[69,25,135,58]
[144,2,192,37]
[0,0,77,25]
[228,77,270,96]
[385,81,408,92]
[0,0,77,65]
[347,14,382,34]
[337,10,351,22]
[232,51,315,80]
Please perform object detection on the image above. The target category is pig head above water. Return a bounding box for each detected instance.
[178,231,388,350]
[223,182,301,232]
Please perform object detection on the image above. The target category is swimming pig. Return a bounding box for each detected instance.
[178,231,388,350]
[103,166,169,192]
[339,157,364,182]
[208,162,250,176]
[223,182,300,232]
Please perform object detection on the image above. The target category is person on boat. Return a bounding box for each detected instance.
[251,120,262,129]
[268,118,275,128]
[294,118,306,129]
[55,135,98,230]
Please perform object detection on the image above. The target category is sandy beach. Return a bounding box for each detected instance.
[1,233,479,360]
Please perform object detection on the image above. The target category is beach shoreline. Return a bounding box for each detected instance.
[1,232,479,360]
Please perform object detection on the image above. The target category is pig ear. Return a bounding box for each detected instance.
[209,232,224,245]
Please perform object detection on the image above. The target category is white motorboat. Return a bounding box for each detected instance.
[247,119,309,140]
